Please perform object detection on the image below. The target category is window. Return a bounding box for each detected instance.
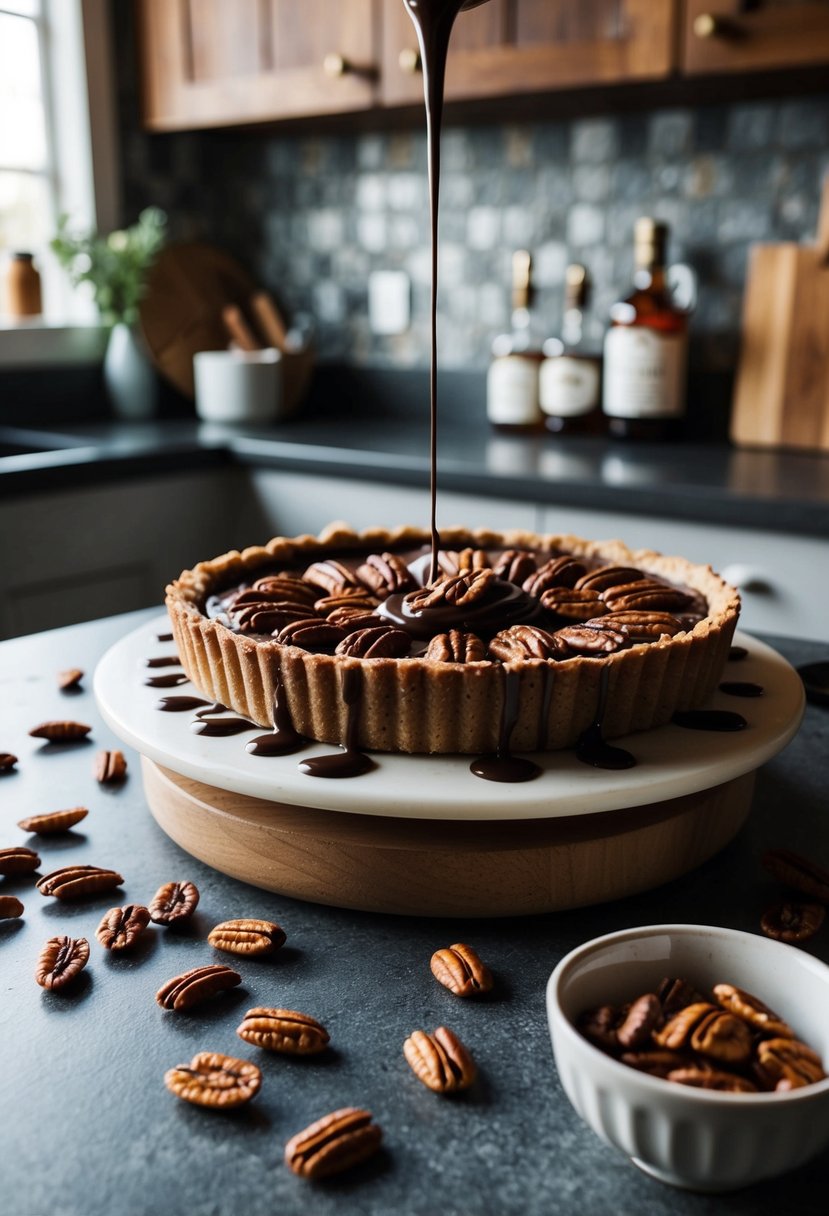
[0,0,117,358]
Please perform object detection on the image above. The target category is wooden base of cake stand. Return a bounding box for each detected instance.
[141,758,755,917]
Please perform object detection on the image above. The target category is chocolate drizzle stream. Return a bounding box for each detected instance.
[299,667,375,778]
[470,669,541,782]
[246,671,307,757]
[576,665,636,770]
[728,645,749,662]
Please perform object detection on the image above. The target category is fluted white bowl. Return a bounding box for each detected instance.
[547,924,829,1191]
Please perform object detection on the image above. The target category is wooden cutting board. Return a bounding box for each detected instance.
[731,177,829,451]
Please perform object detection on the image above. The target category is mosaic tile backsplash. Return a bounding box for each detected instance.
[117,24,829,379]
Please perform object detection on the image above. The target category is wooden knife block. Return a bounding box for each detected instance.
[731,178,829,452]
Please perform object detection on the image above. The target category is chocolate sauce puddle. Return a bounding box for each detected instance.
[156,632,174,643]
[247,673,307,757]
[672,710,747,732]
[728,645,749,662]
[576,666,636,770]
[190,716,258,738]
[300,668,375,778]
[719,682,764,698]
[145,655,182,668]
[155,695,211,713]
[471,669,541,783]
[144,672,189,688]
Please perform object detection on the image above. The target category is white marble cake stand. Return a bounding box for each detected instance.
[94,616,803,916]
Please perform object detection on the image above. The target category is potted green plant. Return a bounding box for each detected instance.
[51,207,166,419]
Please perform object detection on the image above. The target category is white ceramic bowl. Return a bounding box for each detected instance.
[547,924,829,1192]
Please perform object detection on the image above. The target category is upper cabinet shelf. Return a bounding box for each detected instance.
[135,0,829,132]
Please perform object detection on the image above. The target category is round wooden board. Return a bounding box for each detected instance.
[142,757,755,917]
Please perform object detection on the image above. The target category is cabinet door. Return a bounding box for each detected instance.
[683,0,829,75]
[137,0,379,131]
[383,0,675,107]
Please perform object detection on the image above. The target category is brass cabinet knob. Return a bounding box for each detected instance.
[323,52,349,77]
[398,47,422,74]
[693,12,730,39]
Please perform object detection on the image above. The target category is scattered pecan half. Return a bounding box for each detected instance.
[208,919,287,956]
[404,1026,477,1094]
[35,935,90,990]
[425,630,487,663]
[575,565,645,594]
[237,1007,330,1054]
[165,1052,262,1109]
[36,864,123,900]
[156,964,242,1011]
[756,1039,826,1089]
[667,1067,757,1093]
[0,752,18,772]
[0,895,24,919]
[356,552,416,596]
[284,1108,382,1180]
[689,1010,753,1065]
[523,556,586,596]
[488,625,568,661]
[620,1049,691,1077]
[540,587,606,621]
[29,720,91,742]
[0,846,40,875]
[761,899,825,943]
[148,880,200,926]
[96,904,152,951]
[17,807,88,834]
[430,942,493,998]
[93,750,127,784]
[335,626,411,658]
[275,618,346,652]
[616,993,662,1050]
[58,667,84,691]
[761,848,829,903]
[653,1002,718,1050]
[712,983,795,1039]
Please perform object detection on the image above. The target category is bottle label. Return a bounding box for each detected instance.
[486,356,542,426]
[539,355,600,418]
[602,328,687,419]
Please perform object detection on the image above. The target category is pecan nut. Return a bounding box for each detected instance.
[148,880,200,926]
[303,559,360,594]
[761,899,825,943]
[0,752,18,772]
[620,1049,691,1078]
[36,935,90,990]
[208,918,286,956]
[275,618,345,651]
[523,556,586,595]
[603,581,691,613]
[575,565,645,594]
[96,904,152,951]
[17,807,88,834]
[576,1004,621,1054]
[94,749,127,783]
[615,993,662,1050]
[756,1038,827,1089]
[58,667,84,690]
[356,552,416,596]
[164,1051,262,1109]
[403,1026,477,1093]
[234,601,316,634]
[712,983,795,1039]
[252,574,318,604]
[653,1002,717,1049]
[315,589,380,614]
[335,625,411,658]
[554,624,627,655]
[761,849,829,903]
[236,1007,329,1054]
[492,549,536,585]
[407,569,495,611]
[597,610,684,642]
[36,864,123,900]
[284,1107,382,1180]
[488,625,568,661]
[690,1010,753,1064]
[657,977,708,1015]
[0,846,41,875]
[540,587,606,621]
[156,964,242,1011]
[667,1067,758,1093]
[430,942,493,997]
[424,630,487,663]
[29,720,91,742]
[0,895,24,919]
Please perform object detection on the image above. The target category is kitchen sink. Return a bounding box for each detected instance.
[0,425,85,458]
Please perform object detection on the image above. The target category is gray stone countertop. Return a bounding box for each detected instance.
[2,416,829,537]
[1,609,829,1216]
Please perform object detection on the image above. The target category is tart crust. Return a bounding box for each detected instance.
[165,524,740,755]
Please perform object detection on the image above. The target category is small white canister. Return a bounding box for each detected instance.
[193,348,283,424]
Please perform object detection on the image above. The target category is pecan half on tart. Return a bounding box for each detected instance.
[164,523,740,756]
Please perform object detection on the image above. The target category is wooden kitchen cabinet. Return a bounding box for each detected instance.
[382,0,676,107]
[682,0,829,75]
[136,0,380,131]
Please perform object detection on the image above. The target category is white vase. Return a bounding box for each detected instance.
[103,322,158,420]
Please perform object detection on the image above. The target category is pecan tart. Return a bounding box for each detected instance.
[165,524,740,755]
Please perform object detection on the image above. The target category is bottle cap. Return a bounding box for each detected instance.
[634,218,668,268]
[511,250,532,311]
[564,263,588,309]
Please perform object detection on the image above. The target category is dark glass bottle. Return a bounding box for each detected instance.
[540,264,602,436]
[486,250,544,434]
